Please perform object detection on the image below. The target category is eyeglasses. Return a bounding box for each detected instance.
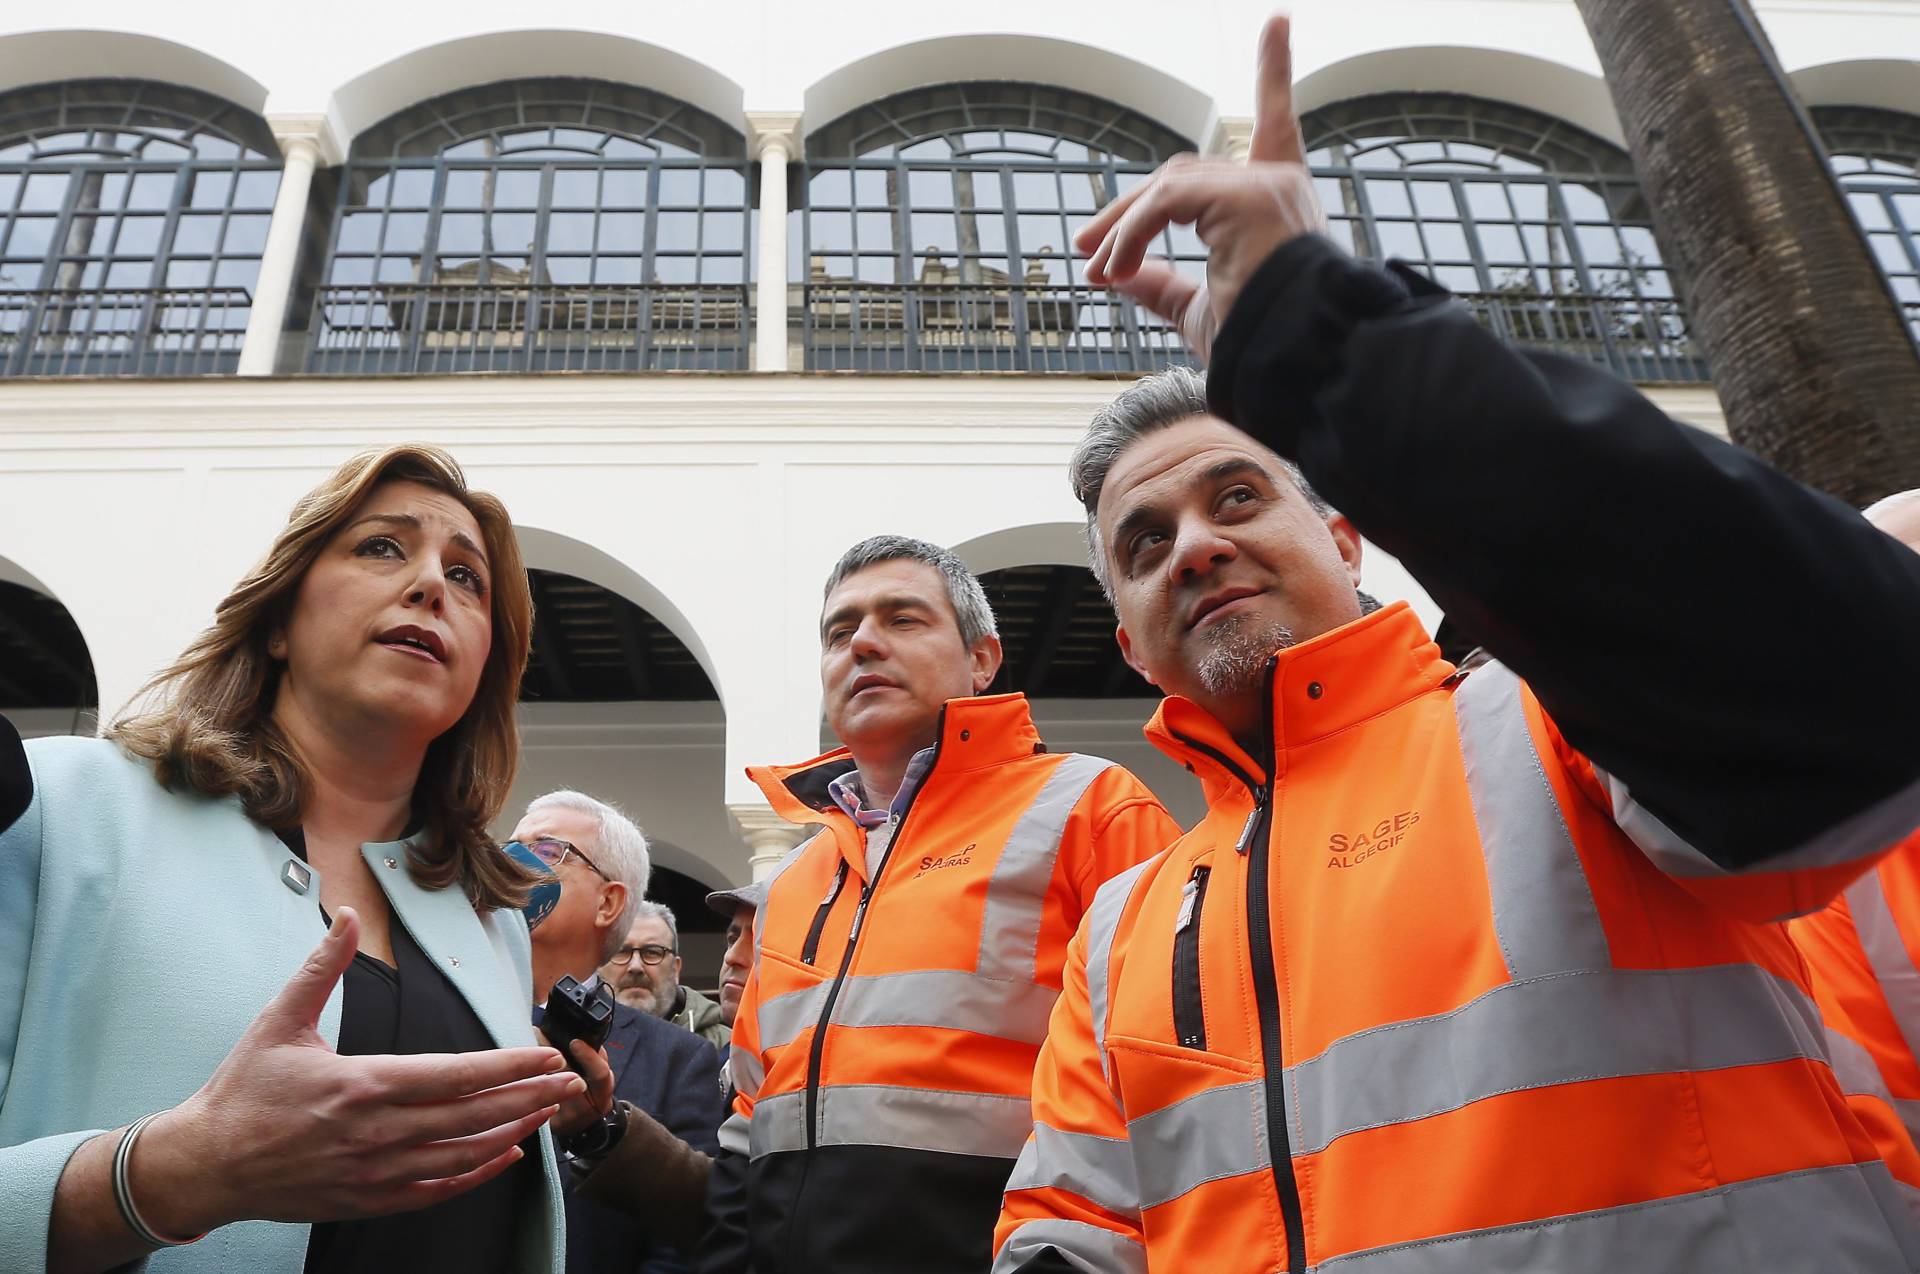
[608,944,676,967]
[523,836,610,882]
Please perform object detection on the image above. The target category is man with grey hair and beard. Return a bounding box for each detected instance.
[992,15,1920,1274]
[603,900,732,1049]
[1072,364,1381,695]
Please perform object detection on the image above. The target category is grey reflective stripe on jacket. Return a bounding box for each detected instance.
[751,1084,1036,1159]
[1849,869,1920,1074]
[995,1218,1149,1274]
[1594,759,1920,920]
[1086,855,1160,1086]
[749,754,1113,1162]
[1841,869,1920,1144]
[1285,962,1825,1156]
[760,967,1062,1049]
[1452,661,1608,975]
[1310,1163,1920,1273]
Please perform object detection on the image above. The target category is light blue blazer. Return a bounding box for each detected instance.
[0,736,565,1273]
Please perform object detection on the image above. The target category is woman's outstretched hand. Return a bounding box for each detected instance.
[134,907,584,1233]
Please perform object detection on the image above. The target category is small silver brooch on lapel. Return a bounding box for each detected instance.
[281,859,312,895]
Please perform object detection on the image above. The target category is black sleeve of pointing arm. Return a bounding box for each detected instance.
[1206,234,1920,871]
[690,1147,753,1274]
[0,716,28,839]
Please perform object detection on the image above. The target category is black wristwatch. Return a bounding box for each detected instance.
[562,1102,629,1161]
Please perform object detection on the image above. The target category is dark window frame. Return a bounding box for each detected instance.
[1815,104,1920,337]
[1302,92,1701,382]
[0,79,280,376]
[310,78,751,373]
[798,81,1203,372]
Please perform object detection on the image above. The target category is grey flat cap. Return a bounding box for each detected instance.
[706,878,770,919]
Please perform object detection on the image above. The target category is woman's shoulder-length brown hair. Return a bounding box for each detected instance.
[110,443,539,912]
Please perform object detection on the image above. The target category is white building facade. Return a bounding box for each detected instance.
[1,2,1914,945]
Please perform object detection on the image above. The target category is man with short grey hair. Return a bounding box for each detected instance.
[513,789,650,1005]
[697,534,1179,1274]
[511,791,724,1274]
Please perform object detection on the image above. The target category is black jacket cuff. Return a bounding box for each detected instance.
[1205,234,1417,457]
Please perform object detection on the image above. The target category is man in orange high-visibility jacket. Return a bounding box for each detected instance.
[1792,490,1920,1197]
[695,536,1178,1274]
[992,17,1920,1274]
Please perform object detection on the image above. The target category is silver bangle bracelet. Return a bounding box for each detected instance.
[111,1112,208,1249]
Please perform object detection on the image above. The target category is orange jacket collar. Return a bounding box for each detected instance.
[748,692,1045,829]
[1146,601,1454,801]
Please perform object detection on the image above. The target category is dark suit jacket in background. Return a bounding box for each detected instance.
[549,1000,725,1274]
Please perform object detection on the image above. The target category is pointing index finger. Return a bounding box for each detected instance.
[1247,13,1308,166]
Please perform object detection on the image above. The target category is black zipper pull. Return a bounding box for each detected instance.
[1235,786,1269,855]
[800,861,849,966]
[1172,864,1211,1050]
[849,882,878,944]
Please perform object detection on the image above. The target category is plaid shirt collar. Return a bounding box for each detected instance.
[827,746,936,828]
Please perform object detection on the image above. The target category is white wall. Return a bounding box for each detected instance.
[0,374,1722,882]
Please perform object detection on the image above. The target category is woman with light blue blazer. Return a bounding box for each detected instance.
[0,445,601,1273]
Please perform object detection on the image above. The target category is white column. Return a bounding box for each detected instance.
[1207,116,1256,163]
[238,116,343,376]
[729,802,810,880]
[746,113,803,372]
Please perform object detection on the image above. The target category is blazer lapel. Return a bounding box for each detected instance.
[368,838,530,1051]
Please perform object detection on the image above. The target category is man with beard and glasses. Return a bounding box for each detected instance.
[993,15,1920,1274]
[604,902,731,1050]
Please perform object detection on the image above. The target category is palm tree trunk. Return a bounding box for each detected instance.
[1573,0,1920,505]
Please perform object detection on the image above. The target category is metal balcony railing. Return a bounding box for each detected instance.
[801,281,1192,373]
[0,287,251,377]
[306,283,751,374]
[1457,289,1711,384]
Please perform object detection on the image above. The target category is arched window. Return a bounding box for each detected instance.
[312,78,750,373]
[1303,93,1703,382]
[800,82,1202,371]
[1815,105,1920,338]
[0,80,279,376]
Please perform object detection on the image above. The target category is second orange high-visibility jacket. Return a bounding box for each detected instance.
[698,693,1179,1274]
[1791,847,1920,1193]
[995,608,1920,1273]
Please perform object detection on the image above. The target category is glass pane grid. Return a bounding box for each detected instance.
[1814,106,1920,343]
[800,83,1202,372]
[314,81,750,373]
[1304,91,1706,383]
[0,80,279,375]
